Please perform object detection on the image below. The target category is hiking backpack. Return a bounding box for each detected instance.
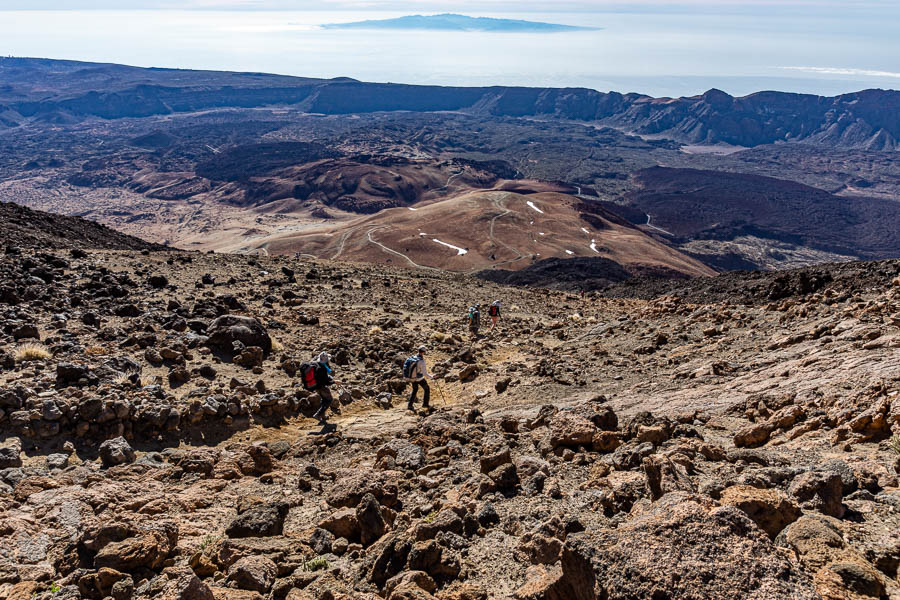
[403,355,419,379]
[489,304,500,317]
[300,362,322,391]
[469,308,480,327]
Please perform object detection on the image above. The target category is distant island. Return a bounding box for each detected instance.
[321,13,600,33]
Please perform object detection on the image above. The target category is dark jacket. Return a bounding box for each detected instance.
[316,362,334,388]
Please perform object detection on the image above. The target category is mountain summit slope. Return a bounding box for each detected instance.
[0,200,162,251]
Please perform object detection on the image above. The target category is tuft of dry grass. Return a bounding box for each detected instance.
[890,435,900,455]
[368,326,383,336]
[84,345,110,356]
[15,343,51,362]
[431,331,448,342]
[271,338,285,353]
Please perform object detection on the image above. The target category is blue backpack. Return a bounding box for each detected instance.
[403,356,418,379]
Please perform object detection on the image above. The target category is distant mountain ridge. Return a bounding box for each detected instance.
[1,58,899,151]
[322,13,597,33]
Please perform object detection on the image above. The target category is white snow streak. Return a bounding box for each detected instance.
[565,250,574,255]
[527,201,544,214]
[590,239,599,253]
[432,238,468,256]
[581,227,590,234]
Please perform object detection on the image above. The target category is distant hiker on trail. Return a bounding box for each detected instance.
[302,352,338,425]
[488,300,502,331]
[468,304,481,336]
[404,345,434,412]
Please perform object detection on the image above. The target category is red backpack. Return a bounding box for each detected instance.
[300,362,321,391]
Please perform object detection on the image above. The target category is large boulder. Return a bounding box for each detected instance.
[788,470,844,518]
[226,556,277,593]
[205,315,272,355]
[0,445,22,469]
[225,502,290,538]
[99,437,136,468]
[94,530,174,572]
[377,439,426,471]
[327,469,400,508]
[319,508,360,540]
[549,413,596,449]
[156,566,215,600]
[719,484,800,538]
[552,492,819,600]
[357,493,387,546]
[775,515,890,600]
[733,423,774,448]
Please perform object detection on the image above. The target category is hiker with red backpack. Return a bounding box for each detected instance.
[488,300,502,331]
[301,352,339,425]
[404,345,434,412]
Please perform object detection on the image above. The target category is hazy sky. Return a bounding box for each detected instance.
[1,0,896,11]
[2,0,897,96]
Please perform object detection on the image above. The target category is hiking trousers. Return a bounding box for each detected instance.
[408,380,430,408]
[312,386,334,421]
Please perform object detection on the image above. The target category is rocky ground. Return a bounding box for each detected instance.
[1,244,899,600]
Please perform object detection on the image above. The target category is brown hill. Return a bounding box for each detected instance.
[255,188,713,278]
[0,200,163,251]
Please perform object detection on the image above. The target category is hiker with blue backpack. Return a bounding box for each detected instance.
[404,345,434,412]
[468,304,481,337]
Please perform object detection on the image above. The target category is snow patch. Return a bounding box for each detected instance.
[565,250,574,255]
[590,239,599,254]
[527,201,544,214]
[581,227,590,235]
[538,232,545,236]
[432,238,468,256]
[408,207,418,211]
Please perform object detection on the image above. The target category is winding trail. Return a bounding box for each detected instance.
[331,230,354,260]
[435,171,464,193]
[471,193,528,272]
[645,214,673,236]
[366,226,438,271]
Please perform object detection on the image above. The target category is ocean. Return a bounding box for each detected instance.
[2,8,899,97]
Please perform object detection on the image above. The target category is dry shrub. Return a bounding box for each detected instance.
[368,326,383,336]
[15,343,51,362]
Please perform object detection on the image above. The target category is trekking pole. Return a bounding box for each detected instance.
[435,379,447,407]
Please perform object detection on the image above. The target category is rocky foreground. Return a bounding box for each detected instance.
[1,246,899,600]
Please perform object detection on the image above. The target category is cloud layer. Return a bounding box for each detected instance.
[781,66,900,79]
